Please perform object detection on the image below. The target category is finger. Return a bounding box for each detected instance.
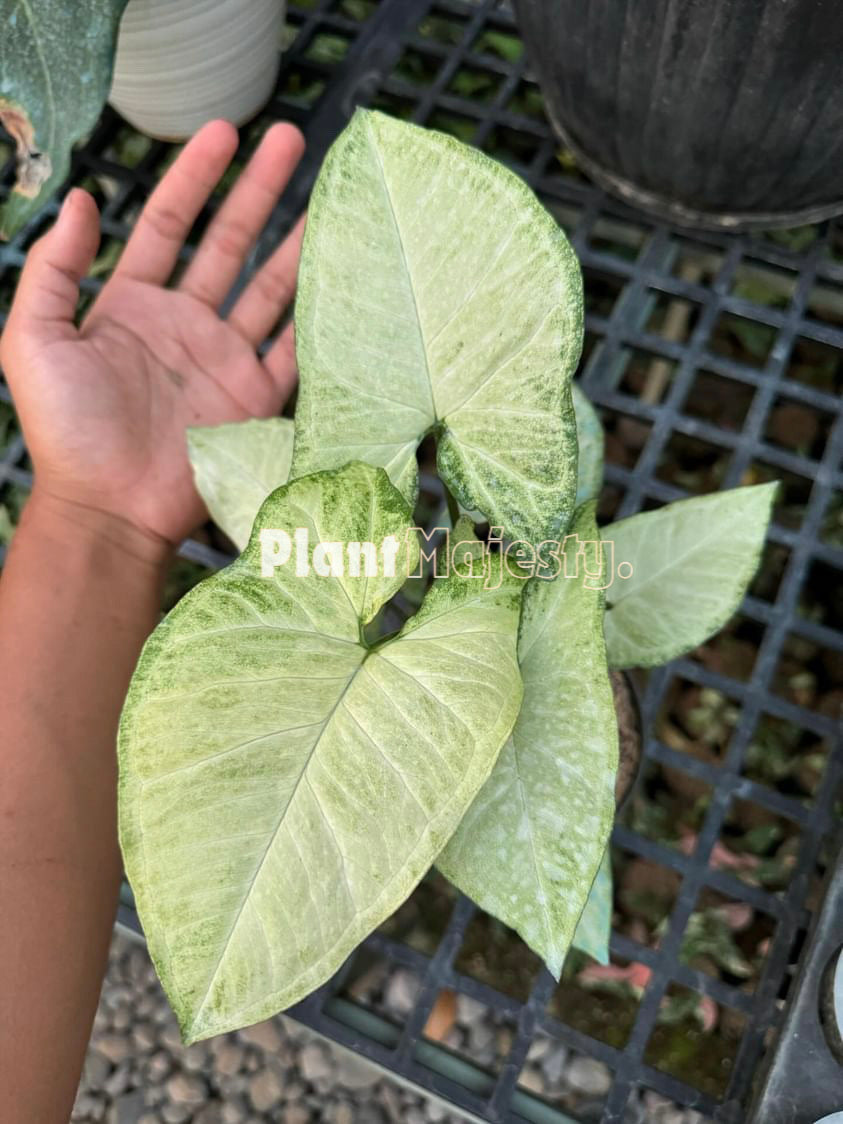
[115,119,239,285]
[5,189,100,344]
[179,123,304,308]
[263,320,298,402]
[227,213,305,345]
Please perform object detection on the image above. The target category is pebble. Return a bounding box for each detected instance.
[383,968,420,1016]
[378,1082,402,1119]
[468,1020,495,1056]
[527,1035,551,1062]
[83,1051,111,1088]
[166,1071,208,1106]
[221,1099,248,1124]
[280,1106,311,1124]
[299,1041,333,1083]
[355,1106,387,1124]
[96,1034,131,1065]
[111,1090,145,1124]
[161,1105,192,1124]
[248,1068,284,1112]
[426,1101,448,1123]
[131,1022,157,1052]
[144,1051,172,1084]
[72,1092,104,1121]
[214,1042,246,1077]
[183,1044,212,1073]
[194,1104,224,1124]
[542,1043,570,1087]
[519,1066,545,1095]
[104,985,132,1011]
[455,993,486,1026]
[239,1019,283,1052]
[74,931,695,1124]
[161,1022,183,1050]
[282,1078,306,1103]
[103,1063,131,1098]
[330,1100,355,1124]
[567,1056,612,1097]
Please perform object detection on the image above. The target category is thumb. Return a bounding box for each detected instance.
[5,189,100,346]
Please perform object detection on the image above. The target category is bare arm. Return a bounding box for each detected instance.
[0,495,167,1120]
[0,120,305,1122]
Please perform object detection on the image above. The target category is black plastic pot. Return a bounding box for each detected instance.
[514,0,843,230]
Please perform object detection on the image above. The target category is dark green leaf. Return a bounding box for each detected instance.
[0,0,129,238]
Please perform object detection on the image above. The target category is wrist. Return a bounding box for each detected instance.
[21,488,174,575]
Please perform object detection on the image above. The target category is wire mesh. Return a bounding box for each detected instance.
[2,2,842,1121]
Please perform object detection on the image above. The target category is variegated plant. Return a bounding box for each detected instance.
[117,109,776,1042]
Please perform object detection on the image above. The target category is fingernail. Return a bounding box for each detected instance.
[60,189,77,216]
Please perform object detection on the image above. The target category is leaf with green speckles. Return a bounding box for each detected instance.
[572,383,603,505]
[604,483,777,669]
[118,461,524,1042]
[0,0,129,239]
[187,418,295,552]
[438,504,618,978]
[293,108,583,544]
[572,849,612,963]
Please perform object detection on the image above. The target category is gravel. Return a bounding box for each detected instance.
[72,931,467,1124]
[72,930,705,1123]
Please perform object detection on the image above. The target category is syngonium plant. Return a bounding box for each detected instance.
[117,109,777,1043]
[0,0,130,240]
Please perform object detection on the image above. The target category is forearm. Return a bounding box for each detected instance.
[0,488,170,1123]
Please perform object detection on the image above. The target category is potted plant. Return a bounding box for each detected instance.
[115,109,777,1043]
[0,0,285,239]
[513,0,843,230]
[109,0,283,142]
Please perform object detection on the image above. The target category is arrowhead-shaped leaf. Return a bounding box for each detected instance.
[187,418,294,552]
[572,384,604,505]
[293,108,583,543]
[604,483,777,669]
[438,505,618,978]
[118,461,523,1042]
[0,0,129,239]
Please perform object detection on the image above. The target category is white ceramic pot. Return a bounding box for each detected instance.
[109,0,285,141]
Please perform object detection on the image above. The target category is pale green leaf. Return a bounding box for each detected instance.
[438,504,618,978]
[187,418,294,552]
[572,849,612,964]
[572,383,604,505]
[119,461,523,1042]
[293,108,583,543]
[0,0,129,239]
[604,483,777,669]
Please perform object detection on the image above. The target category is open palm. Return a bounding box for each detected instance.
[1,121,305,546]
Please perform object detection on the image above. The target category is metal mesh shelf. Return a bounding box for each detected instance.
[2,2,842,1121]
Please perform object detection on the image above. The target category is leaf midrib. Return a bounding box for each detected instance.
[366,117,437,427]
[190,642,367,1027]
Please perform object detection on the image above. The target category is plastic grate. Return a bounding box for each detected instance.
[2,2,842,1122]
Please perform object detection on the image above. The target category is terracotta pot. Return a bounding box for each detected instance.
[109,0,285,141]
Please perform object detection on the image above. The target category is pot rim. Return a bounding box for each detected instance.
[545,103,843,234]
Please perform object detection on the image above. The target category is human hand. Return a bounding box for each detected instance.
[0,120,305,555]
